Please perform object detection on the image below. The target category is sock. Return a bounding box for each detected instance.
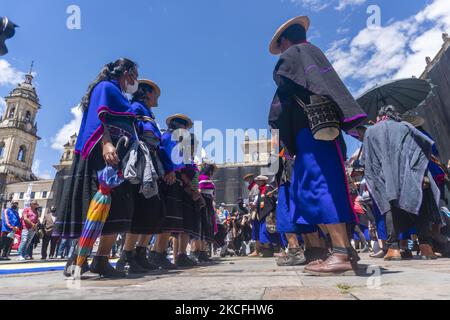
[333,247,349,255]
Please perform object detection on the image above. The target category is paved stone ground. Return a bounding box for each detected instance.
[1,253,450,300]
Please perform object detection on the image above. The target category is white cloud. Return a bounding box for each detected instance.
[31,159,52,179]
[285,0,366,11]
[51,105,82,151]
[335,0,366,11]
[0,59,24,86]
[326,0,450,96]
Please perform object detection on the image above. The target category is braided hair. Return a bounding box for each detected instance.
[80,58,137,112]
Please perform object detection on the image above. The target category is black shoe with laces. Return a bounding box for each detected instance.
[198,251,213,263]
[176,253,198,268]
[135,246,158,271]
[116,250,148,274]
[150,252,177,270]
[63,254,90,277]
[90,256,126,278]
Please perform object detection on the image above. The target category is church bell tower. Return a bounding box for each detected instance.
[0,64,40,195]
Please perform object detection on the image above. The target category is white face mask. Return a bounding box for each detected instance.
[245,182,250,188]
[125,78,139,94]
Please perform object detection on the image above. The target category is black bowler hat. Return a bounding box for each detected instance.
[0,16,19,56]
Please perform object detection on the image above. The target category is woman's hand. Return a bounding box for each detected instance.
[102,142,120,166]
[164,172,176,185]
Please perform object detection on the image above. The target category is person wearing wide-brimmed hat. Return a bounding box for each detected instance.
[362,106,442,261]
[0,16,18,56]
[191,160,217,263]
[268,16,367,276]
[115,79,167,274]
[404,115,450,257]
[243,173,261,257]
[148,113,197,269]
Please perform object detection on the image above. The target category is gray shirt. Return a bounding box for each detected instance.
[361,120,440,215]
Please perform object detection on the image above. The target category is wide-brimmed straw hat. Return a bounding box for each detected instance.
[138,79,161,98]
[255,175,269,182]
[166,114,193,129]
[243,173,255,181]
[269,16,310,55]
[403,115,425,127]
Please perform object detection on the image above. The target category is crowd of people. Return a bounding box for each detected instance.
[1,15,449,280]
[1,203,80,261]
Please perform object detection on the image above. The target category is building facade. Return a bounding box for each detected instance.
[0,71,40,198]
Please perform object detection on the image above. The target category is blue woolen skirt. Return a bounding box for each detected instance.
[276,182,318,234]
[251,219,260,241]
[372,200,388,241]
[291,129,356,225]
[259,221,281,245]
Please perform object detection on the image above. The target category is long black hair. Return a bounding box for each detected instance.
[80,58,137,112]
[201,162,216,177]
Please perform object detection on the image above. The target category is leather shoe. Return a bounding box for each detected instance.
[384,248,402,261]
[419,244,438,260]
[303,253,357,276]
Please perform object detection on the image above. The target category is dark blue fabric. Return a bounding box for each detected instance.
[353,224,370,241]
[291,128,355,225]
[1,208,21,232]
[276,182,318,234]
[259,221,281,245]
[130,101,162,139]
[75,80,133,156]
[159,130,186,173]
[372,200,388,241]
[251,219,260,241]
[399,228,417,240]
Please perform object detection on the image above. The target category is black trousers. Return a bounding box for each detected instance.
[1,232,13,257]
[385,199,434,250]
[41,234,59,258]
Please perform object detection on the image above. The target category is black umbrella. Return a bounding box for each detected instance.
[0,16,18,56]
[356,78,435,122]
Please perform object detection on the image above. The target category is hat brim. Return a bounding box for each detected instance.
[243,174,255,181]
[269,16,310,55]
[139,79,161,98]
[166,114,193,129]
[404,115,425,127]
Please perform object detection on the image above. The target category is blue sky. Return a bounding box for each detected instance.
[1,0,448,178]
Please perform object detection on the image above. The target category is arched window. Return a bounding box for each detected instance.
[0,141,5,159]
[17,145,26,162]
[8,108,15,119]
[25,111,32,123]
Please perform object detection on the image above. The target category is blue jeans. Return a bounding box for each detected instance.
[17,229,36,258]
[57,239,70,258]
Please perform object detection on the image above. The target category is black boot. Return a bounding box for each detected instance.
[198,251,213,263]
[116,250,148,274]
[63,254,89,277]
[150,252,177,270]
[135,246,158,271]
[176,253,198,268]
[90,256,126,278]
